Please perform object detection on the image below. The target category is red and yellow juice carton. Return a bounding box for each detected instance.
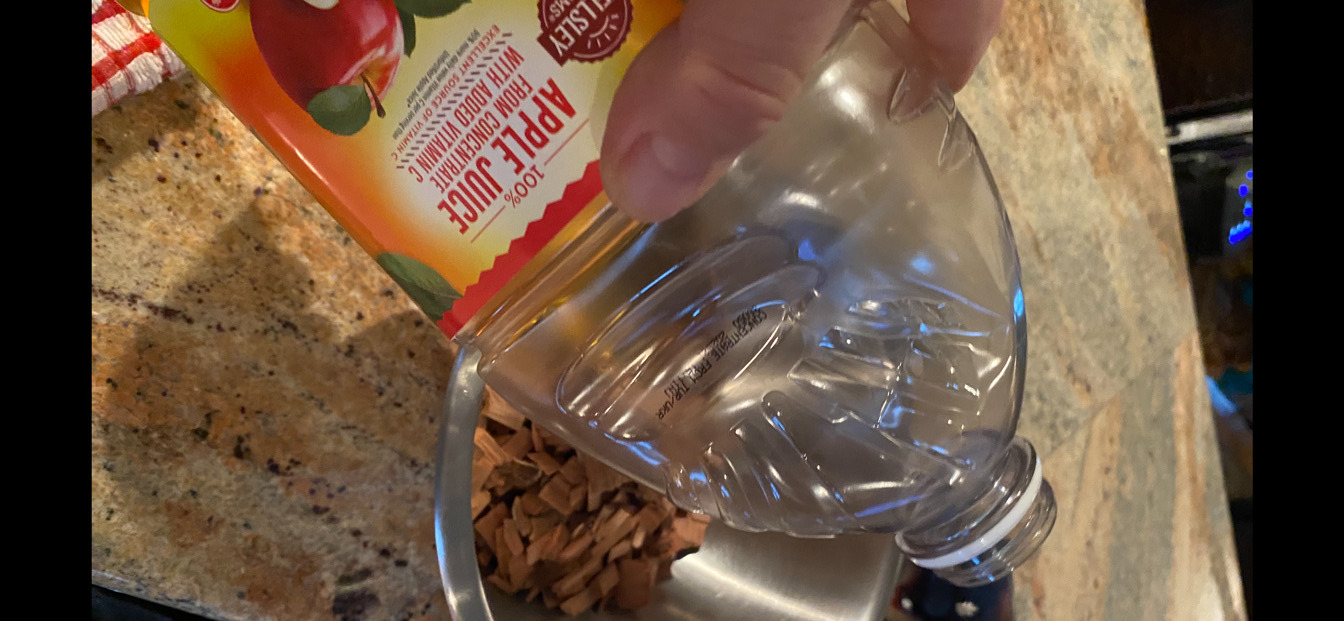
[134,0,681,336]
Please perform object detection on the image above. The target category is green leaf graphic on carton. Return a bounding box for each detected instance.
[307,85,373,135]
[376,253,462,320]
[399,8,418,56]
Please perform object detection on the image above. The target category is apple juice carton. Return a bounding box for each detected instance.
[138,0,1055,585]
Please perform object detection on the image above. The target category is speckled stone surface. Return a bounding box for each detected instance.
[92,75,455,620]
[91,1,1246,619]
[955,0,1246,618]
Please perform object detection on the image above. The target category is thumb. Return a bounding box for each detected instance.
[600,0,853,222]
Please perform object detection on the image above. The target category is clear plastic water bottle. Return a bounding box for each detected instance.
[458,1,1056,586]
[141,0,1055,587]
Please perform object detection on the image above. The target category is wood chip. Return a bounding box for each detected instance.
[552,556,602,599]
[557,533,593,564]
[594,509,632,546]
[537,426,572,453]
[529,511,564,541]
[633,503,668,533]
[559,588,598,617]
[487,459,542,491]
[471,490,491,518]
[592,563,621,606]
[531,422,546,453]
[501,518,526,558]
[486,573,517,595]
[471,458,494,493]
[531,560,567,588]
[511,500,532,538]
[482,387,527,431]
[557,457,587,486]
[606,539,632,562]
[474,504,507,546]
[543,520,572,555]
[526,523,569,565]
[656,558,674,582]
[645,528,676,557]
[671,515,708,545]
[566,483,586,513]
[592,505,616,529]
[501,430,534,460]
[516,491,548,516]
[580,453,627,496]
[592,510,637,559]
[495,527,515,572]
[527,451,562,475]
[538,475,572,512]
[634,483,665,504]
[615,558,655,610]
[509,554,534,589]
[596,561,620,596]
[474,427,510,467]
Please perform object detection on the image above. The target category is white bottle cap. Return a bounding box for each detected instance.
[910,456,1044,570]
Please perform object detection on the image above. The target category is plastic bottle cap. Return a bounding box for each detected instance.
[910,456,1044,570]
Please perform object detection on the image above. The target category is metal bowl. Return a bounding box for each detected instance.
[435,347,903,620]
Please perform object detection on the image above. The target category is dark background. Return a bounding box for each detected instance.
[1144,0,1253,124]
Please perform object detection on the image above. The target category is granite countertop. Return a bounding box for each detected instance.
[91,1,1247,619]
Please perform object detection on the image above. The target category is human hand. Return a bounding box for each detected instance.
[600,0,1004,222]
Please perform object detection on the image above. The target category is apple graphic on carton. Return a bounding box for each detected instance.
[251,0,468,136]
[251,0,403,135]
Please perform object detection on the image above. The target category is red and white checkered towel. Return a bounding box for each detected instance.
[92,0,186,117]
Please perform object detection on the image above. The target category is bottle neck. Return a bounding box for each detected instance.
[897,437,1057,587]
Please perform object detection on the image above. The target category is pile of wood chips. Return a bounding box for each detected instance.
[472,388,709,616]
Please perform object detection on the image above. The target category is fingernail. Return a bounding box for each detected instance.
[611,134,712,222]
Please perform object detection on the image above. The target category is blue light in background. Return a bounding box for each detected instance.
[1243,200,1253,217]
[1238,184,1249,197]
[797,239,817,262]
[910,253,933,275]
[1246,169,1253,180]
[1228,220,1252,244]
[1206,376,1239,417]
